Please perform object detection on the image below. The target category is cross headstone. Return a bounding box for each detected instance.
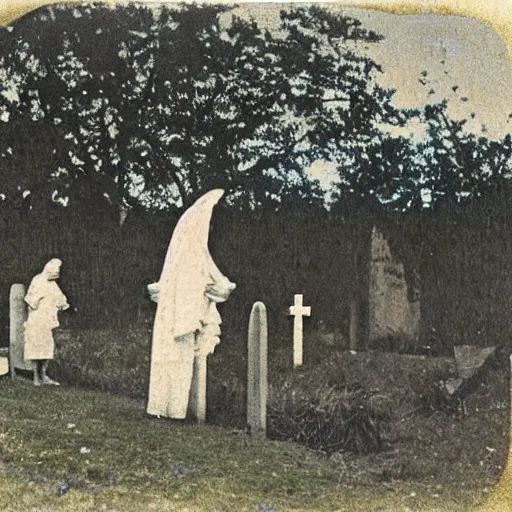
[289,294,311,367]
[247,301,268,438]
[9,283,34,378]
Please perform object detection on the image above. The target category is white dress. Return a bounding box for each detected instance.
[24,264,69,361]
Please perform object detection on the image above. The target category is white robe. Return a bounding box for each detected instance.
[24,262,69,361]
[147,189,235,419]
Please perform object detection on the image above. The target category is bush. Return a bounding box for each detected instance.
[268,369,386,455]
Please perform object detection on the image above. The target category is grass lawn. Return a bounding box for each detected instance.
[0,377,493,511]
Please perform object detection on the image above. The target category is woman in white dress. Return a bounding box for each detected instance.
[24,258,70,386]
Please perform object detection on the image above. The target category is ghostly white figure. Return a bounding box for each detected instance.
[147,189,236,419]
[24,258,70,386]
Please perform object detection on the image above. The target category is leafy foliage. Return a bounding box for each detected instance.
[402,69,512,210]
[1,4,511,217]
[0,3,406,215]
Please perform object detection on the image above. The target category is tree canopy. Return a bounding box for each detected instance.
[0,3,510,218]
[0,3,408,218]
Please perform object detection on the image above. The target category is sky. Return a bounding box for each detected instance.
[340,7,512,139]
[126,2,512,141]
[2,1,512,202]
[218,3,512,189]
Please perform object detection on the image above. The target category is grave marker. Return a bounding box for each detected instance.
[9,283,34,378]
[188,353,207,423]
[289,294,311,367]
[368,227,420,350]
[247,301,268,438]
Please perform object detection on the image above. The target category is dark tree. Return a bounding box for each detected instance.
[0,3,408,218]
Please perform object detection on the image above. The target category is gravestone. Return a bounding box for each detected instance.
[188,351,207,423]
[440,345,497,412]
[9,283,34,378]
[247,301,268,438]
[454,345,496,380]
[289,294,311,367]
[0,348,8,376]
[368,227,420,349]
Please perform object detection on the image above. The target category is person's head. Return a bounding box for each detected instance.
[176,189,225,251]
[43,258,62,281]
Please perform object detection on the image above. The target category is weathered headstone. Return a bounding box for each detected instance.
[0,348,8,376]
[247,301,268,438]
[9,283,34,378]
[454,345,496,380]
[368,227,420,349]
[441,345,496,404]
[289,294,311,367]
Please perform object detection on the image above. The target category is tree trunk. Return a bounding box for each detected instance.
[349,297,358,350]
[349,243,360,351]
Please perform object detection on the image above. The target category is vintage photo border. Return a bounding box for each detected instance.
[0,0,511,509]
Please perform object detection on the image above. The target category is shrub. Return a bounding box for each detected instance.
[268,370,386,455]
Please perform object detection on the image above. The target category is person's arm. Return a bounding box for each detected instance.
[147,282,160,303]
[51,283,70,311]
[205,256,236,303]
[24,278,43,310]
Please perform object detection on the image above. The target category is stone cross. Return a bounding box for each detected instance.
[247,301,268,438]
[289,294,311,367]
[9,283,34,378]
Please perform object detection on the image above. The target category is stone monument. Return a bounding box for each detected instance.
[368,227,420,350]
[9,283,33,378]
[288,294,311,367]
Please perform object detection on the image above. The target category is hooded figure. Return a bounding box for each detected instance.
[147,189,236,419]
[24,258,70,385]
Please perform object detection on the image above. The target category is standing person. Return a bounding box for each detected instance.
[24,258,70,386]
[147,189,236,419]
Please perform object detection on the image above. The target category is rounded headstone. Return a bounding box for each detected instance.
[9,284,32,375]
